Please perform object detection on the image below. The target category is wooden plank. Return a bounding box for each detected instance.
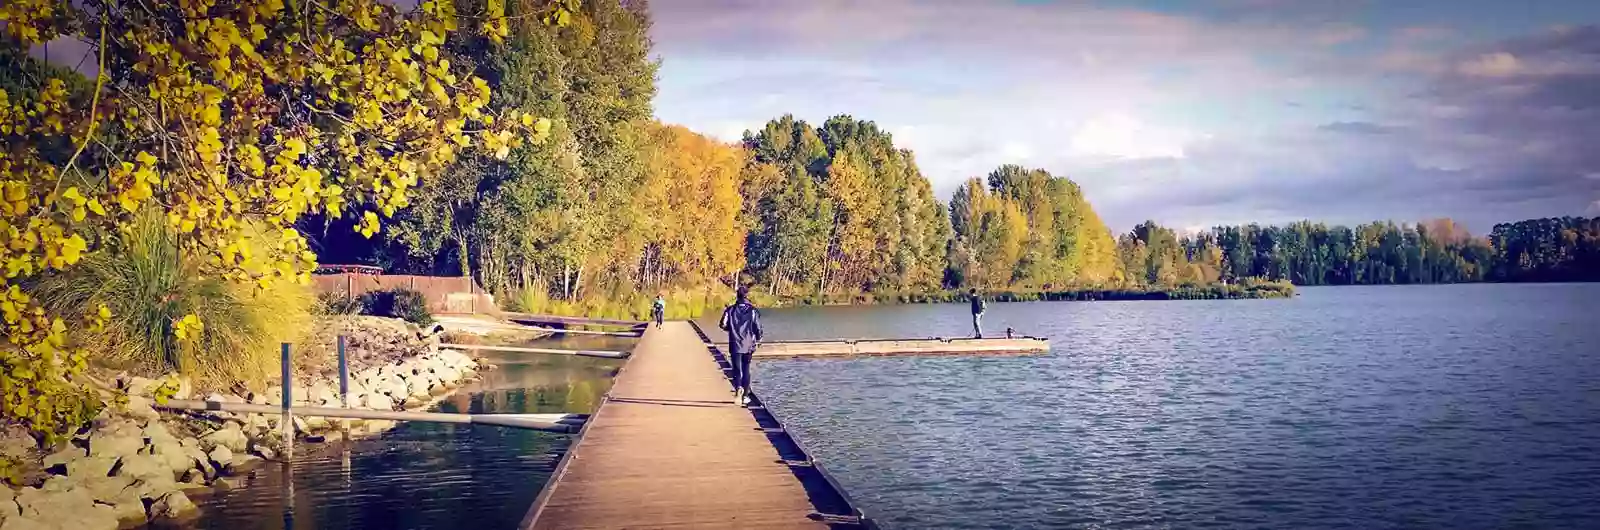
[523,322,831,530]
[502,312,648,328]
[710,337,1051,358]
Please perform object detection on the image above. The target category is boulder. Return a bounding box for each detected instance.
[119,376,159,397]
[207,446,233,469]
[143,423,178,447]
[114,454,170,482]
[407,377,432,400]
[81,475,134,503]
[211,477,236,491]
[65,456,117,479]
[88,424,144,460]
[130,475,180,501]
[41,446,85,469]
[204,392,239,404]
[149,439,193,478]
[123,396,160,423]
[364,392,395,411]
[0,426,35,460]
[309,382,337,406]
[200,425,248,453]
[1,485,17,519]
[224,454,261,475]
[182,445,216,480]
[99,488,147,524]
[38,476,74,493]
[150,491,197,521]
[1,517,52,530]
[16,485,114,529]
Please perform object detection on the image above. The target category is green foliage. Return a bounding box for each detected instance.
[35,210,316,390]
[359,289,435,326]
[1488,217,1600,282]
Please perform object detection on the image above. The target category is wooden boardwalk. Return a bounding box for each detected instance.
[522,321,866,529]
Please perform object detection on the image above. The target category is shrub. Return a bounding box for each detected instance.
[358,288,434,326]
[35,210,316,390]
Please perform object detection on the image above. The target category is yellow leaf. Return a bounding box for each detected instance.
[86,199,105,216]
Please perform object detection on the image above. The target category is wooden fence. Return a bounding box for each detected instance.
[312,273,497,315]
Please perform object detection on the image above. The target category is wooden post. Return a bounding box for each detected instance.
[337,335,349,408]
[281,342,293,459]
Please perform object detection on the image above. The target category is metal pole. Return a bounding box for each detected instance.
[281,342,293,459]
[337,335,349,408]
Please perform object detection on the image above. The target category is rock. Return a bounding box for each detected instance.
[15,485,113,529]
[182,445,216,479]
[81,475,134,503]
[115,454,171,482]
[120,376,158,397]
[100,489,147,524]
[66,456,117,478]
[143,422,178,447]
[170,376,194,400]
[151,441,193,478]
[200,425,248,453]
[207,445,233,469]
[253,444,276,461]
[304,416,330,432]
[88,424,144,459]
[41,446,85,469]
[0,426,35,460]
[151,491,197,520]
[406,377,432,400]
[123,395,160,423]
[211,477,236,491]
[130,475,180,501]
[364,392,394,411]
[179,436,201,449]
[38,475,74,493]
[309,382,337,406]
[224,454,261,475]
[1,485,17,519]
[1,517,52,530]
[204,392,239,404]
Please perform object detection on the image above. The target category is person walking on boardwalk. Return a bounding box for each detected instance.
[719,284,763,406]
[651,293,666,327]
[969,288,986,339]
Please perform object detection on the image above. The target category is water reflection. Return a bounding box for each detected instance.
[182,335,626,530]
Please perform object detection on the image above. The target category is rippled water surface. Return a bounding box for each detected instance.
[185,335,625,530]
[750,284,1600,529]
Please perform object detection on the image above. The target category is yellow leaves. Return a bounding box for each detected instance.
[172,314,203,342]
[356,211,380,238]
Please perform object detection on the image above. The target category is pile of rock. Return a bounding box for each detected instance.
[0,402,232,529]
[322,315,442,371]
[0,318,482,529]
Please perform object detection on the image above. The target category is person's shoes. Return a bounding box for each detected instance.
[733,388,744,405]
[740,392,752,406]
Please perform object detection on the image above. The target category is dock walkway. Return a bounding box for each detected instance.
[523,321,864,529]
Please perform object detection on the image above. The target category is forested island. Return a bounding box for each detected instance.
[298,0,1600,317]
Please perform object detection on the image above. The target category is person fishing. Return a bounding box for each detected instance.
[969,288,986,339]
[651,293,666,327]
[718,285,763,406]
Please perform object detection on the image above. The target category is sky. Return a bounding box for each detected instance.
[649,0,1600,234]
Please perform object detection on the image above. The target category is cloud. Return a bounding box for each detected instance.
[1457,52,1522,77]
[650,2,1600,233]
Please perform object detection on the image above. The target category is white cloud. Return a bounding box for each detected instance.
[1067,113,1191,160]
[1458,52,1521,77]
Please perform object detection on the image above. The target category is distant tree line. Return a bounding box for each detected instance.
[1110,217,1599,288]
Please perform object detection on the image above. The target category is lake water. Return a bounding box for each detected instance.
[183,336,626,530]
[750,284,1600,529]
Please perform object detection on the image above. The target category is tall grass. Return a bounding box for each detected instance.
[35,210,315,391]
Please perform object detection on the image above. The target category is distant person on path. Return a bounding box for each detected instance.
[719,285,763,406]
[969,288,986,339]
[651,293,665,327]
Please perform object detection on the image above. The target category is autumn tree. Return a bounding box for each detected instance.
[0,0,567,440]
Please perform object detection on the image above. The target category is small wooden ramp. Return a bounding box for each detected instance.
[523,322,864,529]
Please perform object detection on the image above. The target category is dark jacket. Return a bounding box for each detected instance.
[719,299,763,355]
[970,294,986,315]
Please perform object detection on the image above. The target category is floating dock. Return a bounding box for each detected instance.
[522,321,869,529]
[721,336,1051,358]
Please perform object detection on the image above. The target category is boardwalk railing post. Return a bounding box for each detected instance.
[337,335,349,408]
[281,342,293,459]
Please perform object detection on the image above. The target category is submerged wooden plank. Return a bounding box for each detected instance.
[731,337,1051,358]
[502,312,647,328]
[522,322,829,530]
